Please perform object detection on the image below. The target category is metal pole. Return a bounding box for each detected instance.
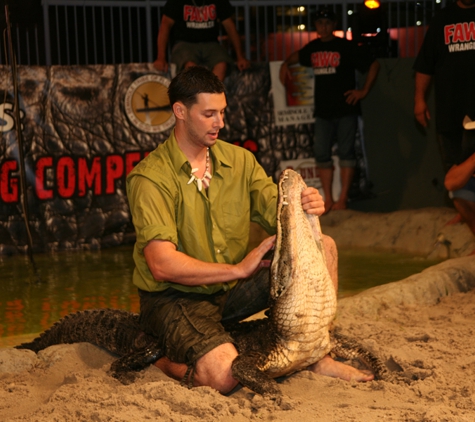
[42,0,52,65]
[5,5,42,283]
[145,0,153,63]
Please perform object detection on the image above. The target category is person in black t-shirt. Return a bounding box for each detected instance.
[153,0,249,81]
[279,8,380,213]
[413,0,475,173]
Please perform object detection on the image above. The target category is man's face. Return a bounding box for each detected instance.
[183,92,227,148]
[315,18,337,41]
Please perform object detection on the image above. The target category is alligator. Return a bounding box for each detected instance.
[16,169,390,399]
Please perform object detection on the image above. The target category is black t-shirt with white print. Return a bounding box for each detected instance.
[414,3,475,132]
[298,37,374,119]
[163,0,234,44]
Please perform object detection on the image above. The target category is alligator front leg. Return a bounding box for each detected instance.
[231,352,282,400]
[109,346,164,384]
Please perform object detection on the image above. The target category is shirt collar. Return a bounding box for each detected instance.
[165,129,233,177]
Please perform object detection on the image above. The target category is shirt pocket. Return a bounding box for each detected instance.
[222,200,250,241]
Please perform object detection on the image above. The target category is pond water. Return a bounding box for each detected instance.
[0,245,441,348]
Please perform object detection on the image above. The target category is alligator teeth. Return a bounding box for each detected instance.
[282,201,289,205]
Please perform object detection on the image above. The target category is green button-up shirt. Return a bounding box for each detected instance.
[126,130,277,294]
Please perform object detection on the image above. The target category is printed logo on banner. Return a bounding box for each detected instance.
[124,74,175,133]
[0,102,24,132]
[232,139,259,154]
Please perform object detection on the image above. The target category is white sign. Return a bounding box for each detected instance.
[270,61,315,127]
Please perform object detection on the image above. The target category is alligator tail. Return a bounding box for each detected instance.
[15,309,150,357]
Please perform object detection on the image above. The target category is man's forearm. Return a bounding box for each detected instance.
[414,72,433,126]
[279,51,299,85]
[414,72,432,102]
[143,236,275,286]
[144,241,242,285]
[361,60,380,95]
[222,18,246,60]
[445,153,475,191]
[282,51,299,67]
[156,16,174,60]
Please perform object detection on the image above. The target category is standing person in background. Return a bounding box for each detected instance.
[153,0,250,81]
[279,7,380,214]
[413,0,475,173]
[444,128,475,252]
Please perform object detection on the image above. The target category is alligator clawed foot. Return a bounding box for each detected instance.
[107,347,163,385]
[231,353,284,400]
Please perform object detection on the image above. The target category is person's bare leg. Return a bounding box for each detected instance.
[453,198,475,255]
[154,356,188,381]
[308,355,374,381]
[332,166,355,211]
[322,235,338,291]
[212,61,227,81]
[444,213,464,226]
[318,167,334,214]
[154,342,239,394]
[453,198,475,236]
[316,235,374,382]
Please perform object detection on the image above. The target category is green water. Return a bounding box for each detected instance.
[0,245,441,347]
[337,249,441,297]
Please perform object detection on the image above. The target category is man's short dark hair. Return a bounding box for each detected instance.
[168,66,225,109]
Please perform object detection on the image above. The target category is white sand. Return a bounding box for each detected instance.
[1,208,474,421]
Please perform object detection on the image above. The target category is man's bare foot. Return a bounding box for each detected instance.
[323,200,334,215]
[444,213,464,226]
[331,200,347,211]
[307,355,374,382]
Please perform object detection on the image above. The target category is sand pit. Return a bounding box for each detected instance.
[1,208,474,421]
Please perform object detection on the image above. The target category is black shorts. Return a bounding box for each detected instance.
[138,267,271,365]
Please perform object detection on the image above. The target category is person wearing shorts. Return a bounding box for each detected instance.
[126,66,374,394]
[444,128,475,245]
[279,7,380,213]
[413,0,475,173]
[153,0,249,81]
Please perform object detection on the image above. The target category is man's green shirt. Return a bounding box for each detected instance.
[126,130,277,295]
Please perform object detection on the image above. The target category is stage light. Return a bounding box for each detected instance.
[364,0,380,9]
